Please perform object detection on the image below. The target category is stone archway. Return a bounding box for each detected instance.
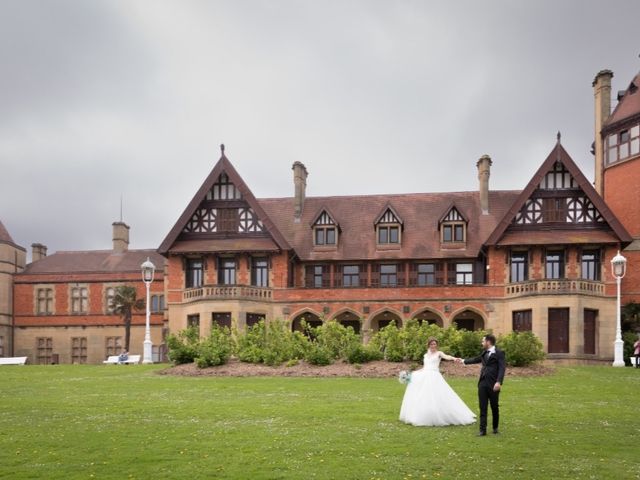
[451,309,485,331]
[291,311,323,333]
[412,308,444,327]
[333,310,362,334]
[370,310,403,331]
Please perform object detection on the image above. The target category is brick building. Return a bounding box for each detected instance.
[3,67,640,364]
[593,69,640,306]
[159,136,631,361]
[0,220,26,357]
[12,222,166,364]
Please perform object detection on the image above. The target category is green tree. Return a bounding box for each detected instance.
[112,285,145,351]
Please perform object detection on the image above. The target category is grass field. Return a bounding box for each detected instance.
[0,365,638,480]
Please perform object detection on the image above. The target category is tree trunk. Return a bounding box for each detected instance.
[124,309,132,351]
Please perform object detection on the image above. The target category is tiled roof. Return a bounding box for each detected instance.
[496,230,620,246]
[259,191,521,261]
[169,238,280,254]
[0,219,18,246]
[604,72,640,130]
[21,249,166,274]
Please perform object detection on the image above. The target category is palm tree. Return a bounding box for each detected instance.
[112,285,145,352]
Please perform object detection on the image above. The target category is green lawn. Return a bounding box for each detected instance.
[0,365,638,480]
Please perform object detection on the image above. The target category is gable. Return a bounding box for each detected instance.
[439,205,468,224]
[158,148,290,254]
[486,140,632,246]
[311,209,338,228]
[374,205,403,225]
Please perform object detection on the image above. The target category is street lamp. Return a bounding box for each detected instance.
[141,257,156,364]
[610,250,627,367]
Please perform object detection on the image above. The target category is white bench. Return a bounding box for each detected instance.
[0,356,28,365]
[103,355,141,365]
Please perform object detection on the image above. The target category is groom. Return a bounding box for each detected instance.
[457,334,506,436]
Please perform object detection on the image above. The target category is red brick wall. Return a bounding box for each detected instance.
[13,271,164,327]
[605,159,640,238]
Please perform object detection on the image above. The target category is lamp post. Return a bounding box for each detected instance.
[610,250,627,367]
[141,257,156,364]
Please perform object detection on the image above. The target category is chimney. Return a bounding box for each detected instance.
[477,154,492,215]
[112,222,130,253]
[593,69,613,195]
[31,243,47,262]
[292,161,308,222]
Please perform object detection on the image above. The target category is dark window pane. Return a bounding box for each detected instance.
[389,227,399,243]
[581,250,600,281]
[325,228,336,245]
[454,225,464,241]
[343,265,359,287]
[378,227,388,244]
[443,225,452,242]
[315,229,325,245]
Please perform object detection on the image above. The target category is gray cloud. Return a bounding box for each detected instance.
[1,0,639,259]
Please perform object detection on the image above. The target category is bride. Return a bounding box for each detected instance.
[399,338,476,426]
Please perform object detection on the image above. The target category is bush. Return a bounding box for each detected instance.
[237,321,266,363]
[166,326,200,365]
[305,343,333,365]
[457,329,488,358]
[194,324,235,368]
[499,331,545,367]
[310,321,361,360]
[623,331,638,366]
[346,344,384,364]
[370,322,405,362]
[237,320,310,366]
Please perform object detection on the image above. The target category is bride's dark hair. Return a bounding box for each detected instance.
[427,337,438,346]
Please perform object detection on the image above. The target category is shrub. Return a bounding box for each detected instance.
[371,322,405,362]
[623,331,638,366]
[166,326,200,365]
[194,324,235,368]
[237,320,310,366]
[311,321,361,360]
[457,329,488,358]
[346,344,384,364]
[305,343,333,365]
[402,321,443,361]
[499,331,545,367]
[237,321,266,363]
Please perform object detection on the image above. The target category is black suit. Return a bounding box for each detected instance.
[463,348,506,433]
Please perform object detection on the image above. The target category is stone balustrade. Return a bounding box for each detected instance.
[182,285,273,302]
[505,279,605,297]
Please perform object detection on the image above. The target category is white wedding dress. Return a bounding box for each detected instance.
[399,351,476,426]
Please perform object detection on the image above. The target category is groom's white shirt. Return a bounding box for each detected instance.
[486,346,496,357]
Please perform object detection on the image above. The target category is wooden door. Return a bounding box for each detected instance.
[583,309,597,355]
[548,308,569,353]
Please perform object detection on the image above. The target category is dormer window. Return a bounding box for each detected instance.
[440,207,467,244]
[606,124,640,164]
[375,206,403,246]
[315,226,336,245]
[378,225,399,244]
[312,210,339,247]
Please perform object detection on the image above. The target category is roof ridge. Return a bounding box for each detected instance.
[257,189,522,202]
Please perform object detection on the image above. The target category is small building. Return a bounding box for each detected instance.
[12,222,166,364]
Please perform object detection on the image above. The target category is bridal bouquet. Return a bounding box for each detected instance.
[398,370,412,385]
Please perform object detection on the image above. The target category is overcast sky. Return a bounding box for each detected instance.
[1,1,639,259]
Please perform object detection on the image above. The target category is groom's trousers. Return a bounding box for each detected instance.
[478,384,499,433]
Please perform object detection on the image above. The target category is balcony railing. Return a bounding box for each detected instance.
[505,279,605,297]
[182,285,273,303]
